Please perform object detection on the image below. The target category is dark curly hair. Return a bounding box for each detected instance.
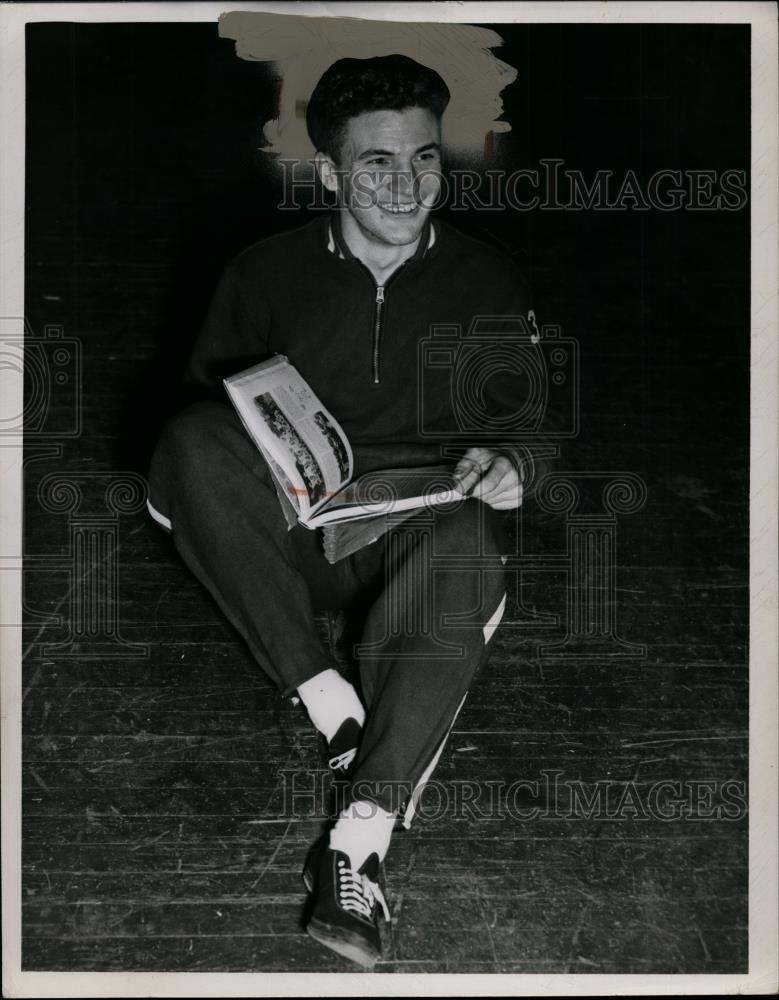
[306,54,450,161]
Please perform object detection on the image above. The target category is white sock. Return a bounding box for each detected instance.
[329,800,396,870]
[296,668,365,744]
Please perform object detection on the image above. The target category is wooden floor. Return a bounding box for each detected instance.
[21,448,748,973]
[19,21,750,973]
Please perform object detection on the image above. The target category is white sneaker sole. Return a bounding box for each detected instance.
[307,918,380,969]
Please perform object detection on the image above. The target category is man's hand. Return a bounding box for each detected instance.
[453,447,523,510]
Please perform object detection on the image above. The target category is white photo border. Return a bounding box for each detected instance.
[1,2,776,996]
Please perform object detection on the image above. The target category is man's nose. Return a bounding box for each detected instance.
[386,166,415,201]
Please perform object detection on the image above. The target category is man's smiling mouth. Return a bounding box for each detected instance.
[378,203,419,215]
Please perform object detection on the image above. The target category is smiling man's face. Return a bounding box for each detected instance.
[332,107,443,248]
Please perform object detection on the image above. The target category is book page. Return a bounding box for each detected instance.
[224,355,353,516]
[307,465,461,527]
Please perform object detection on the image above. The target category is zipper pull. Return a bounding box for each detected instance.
[376,286,384,303]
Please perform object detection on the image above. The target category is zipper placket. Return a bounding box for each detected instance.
[370,263,410,385]
[335,217,431,385]
[372,285,385,384]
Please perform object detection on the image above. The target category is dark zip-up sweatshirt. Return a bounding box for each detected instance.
[183,212,535,477]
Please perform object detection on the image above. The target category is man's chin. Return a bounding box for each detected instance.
[345,207,431,248]
[374,216,429,246]
[380,230,425,246]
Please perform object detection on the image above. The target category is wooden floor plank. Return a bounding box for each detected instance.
[20,22,750,972]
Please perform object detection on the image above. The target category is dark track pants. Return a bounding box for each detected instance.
[147,401,508,820]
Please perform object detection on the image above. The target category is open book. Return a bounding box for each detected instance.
[224,356,463,529]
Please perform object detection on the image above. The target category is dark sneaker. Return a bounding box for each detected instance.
[327,717,362,777]
[301,718,363,893]
[302,835,326,893]
[306,848,389,969]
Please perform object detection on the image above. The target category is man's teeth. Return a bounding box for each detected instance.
[380,203,417,214]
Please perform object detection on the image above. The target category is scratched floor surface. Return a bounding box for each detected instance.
[20,443,749,973]
[20,20,749,975]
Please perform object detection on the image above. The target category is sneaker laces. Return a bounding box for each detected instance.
[328,747,357,772]
[336,859,390,923]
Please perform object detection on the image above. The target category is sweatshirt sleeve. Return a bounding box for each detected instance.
[180,259,271,403]
[477,261,564,497]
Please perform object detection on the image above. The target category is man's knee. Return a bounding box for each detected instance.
[148,400,239,513]
[155,400,235,460]
[431,497,504,558]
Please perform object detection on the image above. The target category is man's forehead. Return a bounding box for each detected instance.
[342,107,440,154]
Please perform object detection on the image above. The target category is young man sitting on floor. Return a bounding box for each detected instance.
[147,54,531,968]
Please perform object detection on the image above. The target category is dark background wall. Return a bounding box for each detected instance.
[24,21,750,483]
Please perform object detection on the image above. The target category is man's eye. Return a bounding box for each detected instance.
[415,152,439,162]
[367,158,390,166]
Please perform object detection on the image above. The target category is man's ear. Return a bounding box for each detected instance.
[314,151,340,194]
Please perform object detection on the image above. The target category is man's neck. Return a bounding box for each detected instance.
[338,211,422,284]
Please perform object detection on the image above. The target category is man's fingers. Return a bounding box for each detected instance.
[485,483,524,510]
[454,448,494,495]
[487,474,523,503]
[488,497,522,510]
[471,458,514,501]
[454,451,524,506]
[454,460,482,495]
